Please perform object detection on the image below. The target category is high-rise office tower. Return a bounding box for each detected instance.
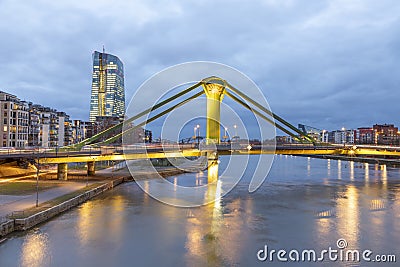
[89,50,125,122]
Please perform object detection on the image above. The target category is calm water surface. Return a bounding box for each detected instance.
[1,155,400,266]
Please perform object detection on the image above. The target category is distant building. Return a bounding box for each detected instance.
[82,121,97,139]
[275,135,294,144]
[28,106,40,146]
[356,127,375,144]
[72,120,85,143]
[0,91,29,148]
[72,120,97,143]
[355,124,399,145]
[298,124,323,142]
[144,129,152,143]
[95,116,121,143]
[0,90,74,148]
[58,112,73,146]
[89,50,125,122]
[328,129,355,144]
[29,104,61,147]
[373,124,399,145]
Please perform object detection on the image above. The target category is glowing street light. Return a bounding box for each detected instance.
[234,124,237,137]
[223,127,228,140]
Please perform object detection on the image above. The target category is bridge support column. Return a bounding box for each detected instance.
[202,77,226,183]
[57,163,68,180]
[87,161,95,176]
[202,77,226,145]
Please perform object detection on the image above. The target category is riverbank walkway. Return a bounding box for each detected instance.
[0,167,128,221]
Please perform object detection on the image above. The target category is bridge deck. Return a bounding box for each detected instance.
[2,145,400,164]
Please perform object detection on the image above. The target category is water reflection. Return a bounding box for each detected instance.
[77,195,126,250]
[20,231,51,267]
[77,202,102,246]
[336,185,360,248]
[185,179,249,266]
[327,159,331,177]
[349,161,354,181]
[381,165,387,187]
[185,181,223,266]
[1,156,399,267]
[364,163,369,184]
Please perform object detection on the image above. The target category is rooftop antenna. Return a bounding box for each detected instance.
[102,45,105,53]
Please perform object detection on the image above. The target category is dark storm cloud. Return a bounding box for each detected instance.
[0,0,399,131]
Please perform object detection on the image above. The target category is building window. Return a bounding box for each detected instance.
[3,126,7,132]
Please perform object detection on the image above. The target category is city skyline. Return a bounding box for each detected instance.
[0,1,399,130]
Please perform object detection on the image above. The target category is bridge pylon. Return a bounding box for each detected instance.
[202,76,226,145]
[202,77,226,183]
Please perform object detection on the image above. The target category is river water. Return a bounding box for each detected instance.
[1,155,399,266]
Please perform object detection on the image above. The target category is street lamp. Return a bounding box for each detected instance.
[84,164,88,187]
[196,124,200,137]
[223,127,228,140]
[234,124,237,138]
[196,125,200,146]
[341,127,346,146]
[35,147,39,207]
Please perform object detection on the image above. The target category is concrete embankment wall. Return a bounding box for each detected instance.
[0,177,126,237]
[0,220,14,237]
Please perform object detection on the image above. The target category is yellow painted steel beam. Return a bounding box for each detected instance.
[217,149,339,156]
[37,148,400,165]
[347,148,400,157]
[38,150,203,164]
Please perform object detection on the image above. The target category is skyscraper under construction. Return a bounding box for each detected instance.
[89,50,125,122]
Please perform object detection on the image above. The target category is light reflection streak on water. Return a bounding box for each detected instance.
[20,232,51,267]
[109,195,125,242]
[327,159,331,177]
[338,160,342,180]
[315,216,333,244]
[337,185,359,249]
[77,202,98,246]
[185,181,223,266]
[143,180,149,205]
[307,157,311,176]
[350,161,354,181]
[381,165,387,187]
[364,163,369,185]
[174,177,178,191]
[77,195,125,250]
[185,179,246,266]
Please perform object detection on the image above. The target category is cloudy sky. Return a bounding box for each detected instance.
[1,0,399,132]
